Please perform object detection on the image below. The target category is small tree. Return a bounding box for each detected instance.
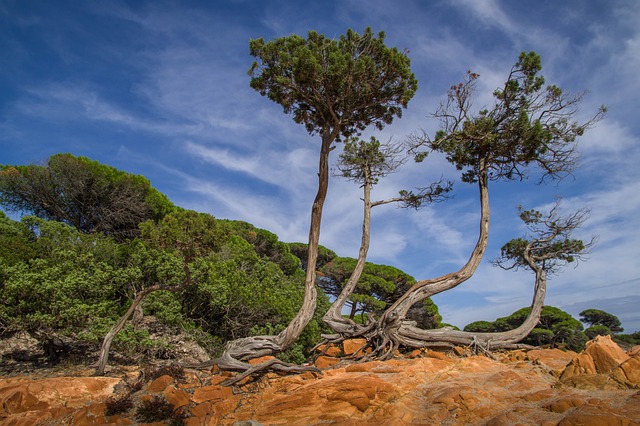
[580,308,624,334]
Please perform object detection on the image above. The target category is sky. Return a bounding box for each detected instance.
[1,0,639,333]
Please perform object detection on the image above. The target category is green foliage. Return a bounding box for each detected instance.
[288,242,337,271]
[0,218,124,335]
[579,308,624,333]
[463,320,495,333]
[249,27,417,140]
[585,325,612,339]
[338,137,394,185]
[319,257,413,317]
[426,52,604,183]
[0,208,329,361]
[464,306,587,351]
[223,220,301,275]
[615,332,640,346]
[0,154,177,240]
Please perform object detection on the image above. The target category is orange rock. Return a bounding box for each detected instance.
[163,386,191,408]
[342,338,367,355]
[325,345,343,357]
[189,401,213,418]
[191,385,233,404]
[247,355,276,365]
[611,354,640,385]
[315,355,340,369]
[560,353,597,380]
[327,389,370,411]
[527,348,577,376]
[146,374,173,392]
[584,335,630,373]
[406,349,422,359]
[545,395,586,413]
[426,350,449,361]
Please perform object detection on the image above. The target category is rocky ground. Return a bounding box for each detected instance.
[0,335,639,425]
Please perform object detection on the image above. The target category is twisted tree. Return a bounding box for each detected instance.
[316,51,604,359]
[212,27,417,383]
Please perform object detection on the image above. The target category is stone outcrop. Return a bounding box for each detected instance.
[1,336,638,425]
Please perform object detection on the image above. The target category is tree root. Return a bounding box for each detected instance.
[220,358,321,387]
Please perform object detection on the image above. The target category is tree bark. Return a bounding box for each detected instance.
[322,168,372,334]
[395,246,546,349]
[217,126,339,370]
[382,160,490,321]
[95,285,169,375]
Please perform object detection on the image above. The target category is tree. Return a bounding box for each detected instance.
[580,308,624,334]
[318,136,449,343]
[0,153,176,240]
[209,27,417,383]
[466,305,588,351]
[326,51,603,358]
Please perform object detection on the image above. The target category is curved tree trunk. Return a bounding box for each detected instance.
[383,161,490,321]
[396,248,546,349]
[94,284,185,375]
[215,128,339,379]
[322,169,373,335]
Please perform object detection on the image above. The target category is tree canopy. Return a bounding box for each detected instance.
[0,153,176,240]
[249,27,418,140]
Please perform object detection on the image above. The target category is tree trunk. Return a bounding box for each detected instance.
[381,161,490,324]
[395,250,546,349]
[219,127,339,365]
[95,286,159,375]
[322,169,372,333]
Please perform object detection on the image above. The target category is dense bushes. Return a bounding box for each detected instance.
[0,209,329,363]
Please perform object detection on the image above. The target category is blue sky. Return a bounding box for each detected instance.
[2,0,639,332]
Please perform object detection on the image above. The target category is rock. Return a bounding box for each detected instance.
[342,338,367,355]
[527,348,577,377]
[314,355,340,369]
[584,335,630,373]
[316,344,342,357]
[611,353,640,386]
[561,352,598,379]
[146,374,173,392]
[2,341,639,425]
[247,355,276,365]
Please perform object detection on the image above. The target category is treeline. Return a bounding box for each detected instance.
[465,306,639,351]
[0,154,441,365]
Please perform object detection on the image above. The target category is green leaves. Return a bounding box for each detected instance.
[249,27,417,141]
[0,154,177,240]
[425,51,604,183]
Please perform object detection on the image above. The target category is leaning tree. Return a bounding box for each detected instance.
[210,27,418,383]
[316,51,604,359]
